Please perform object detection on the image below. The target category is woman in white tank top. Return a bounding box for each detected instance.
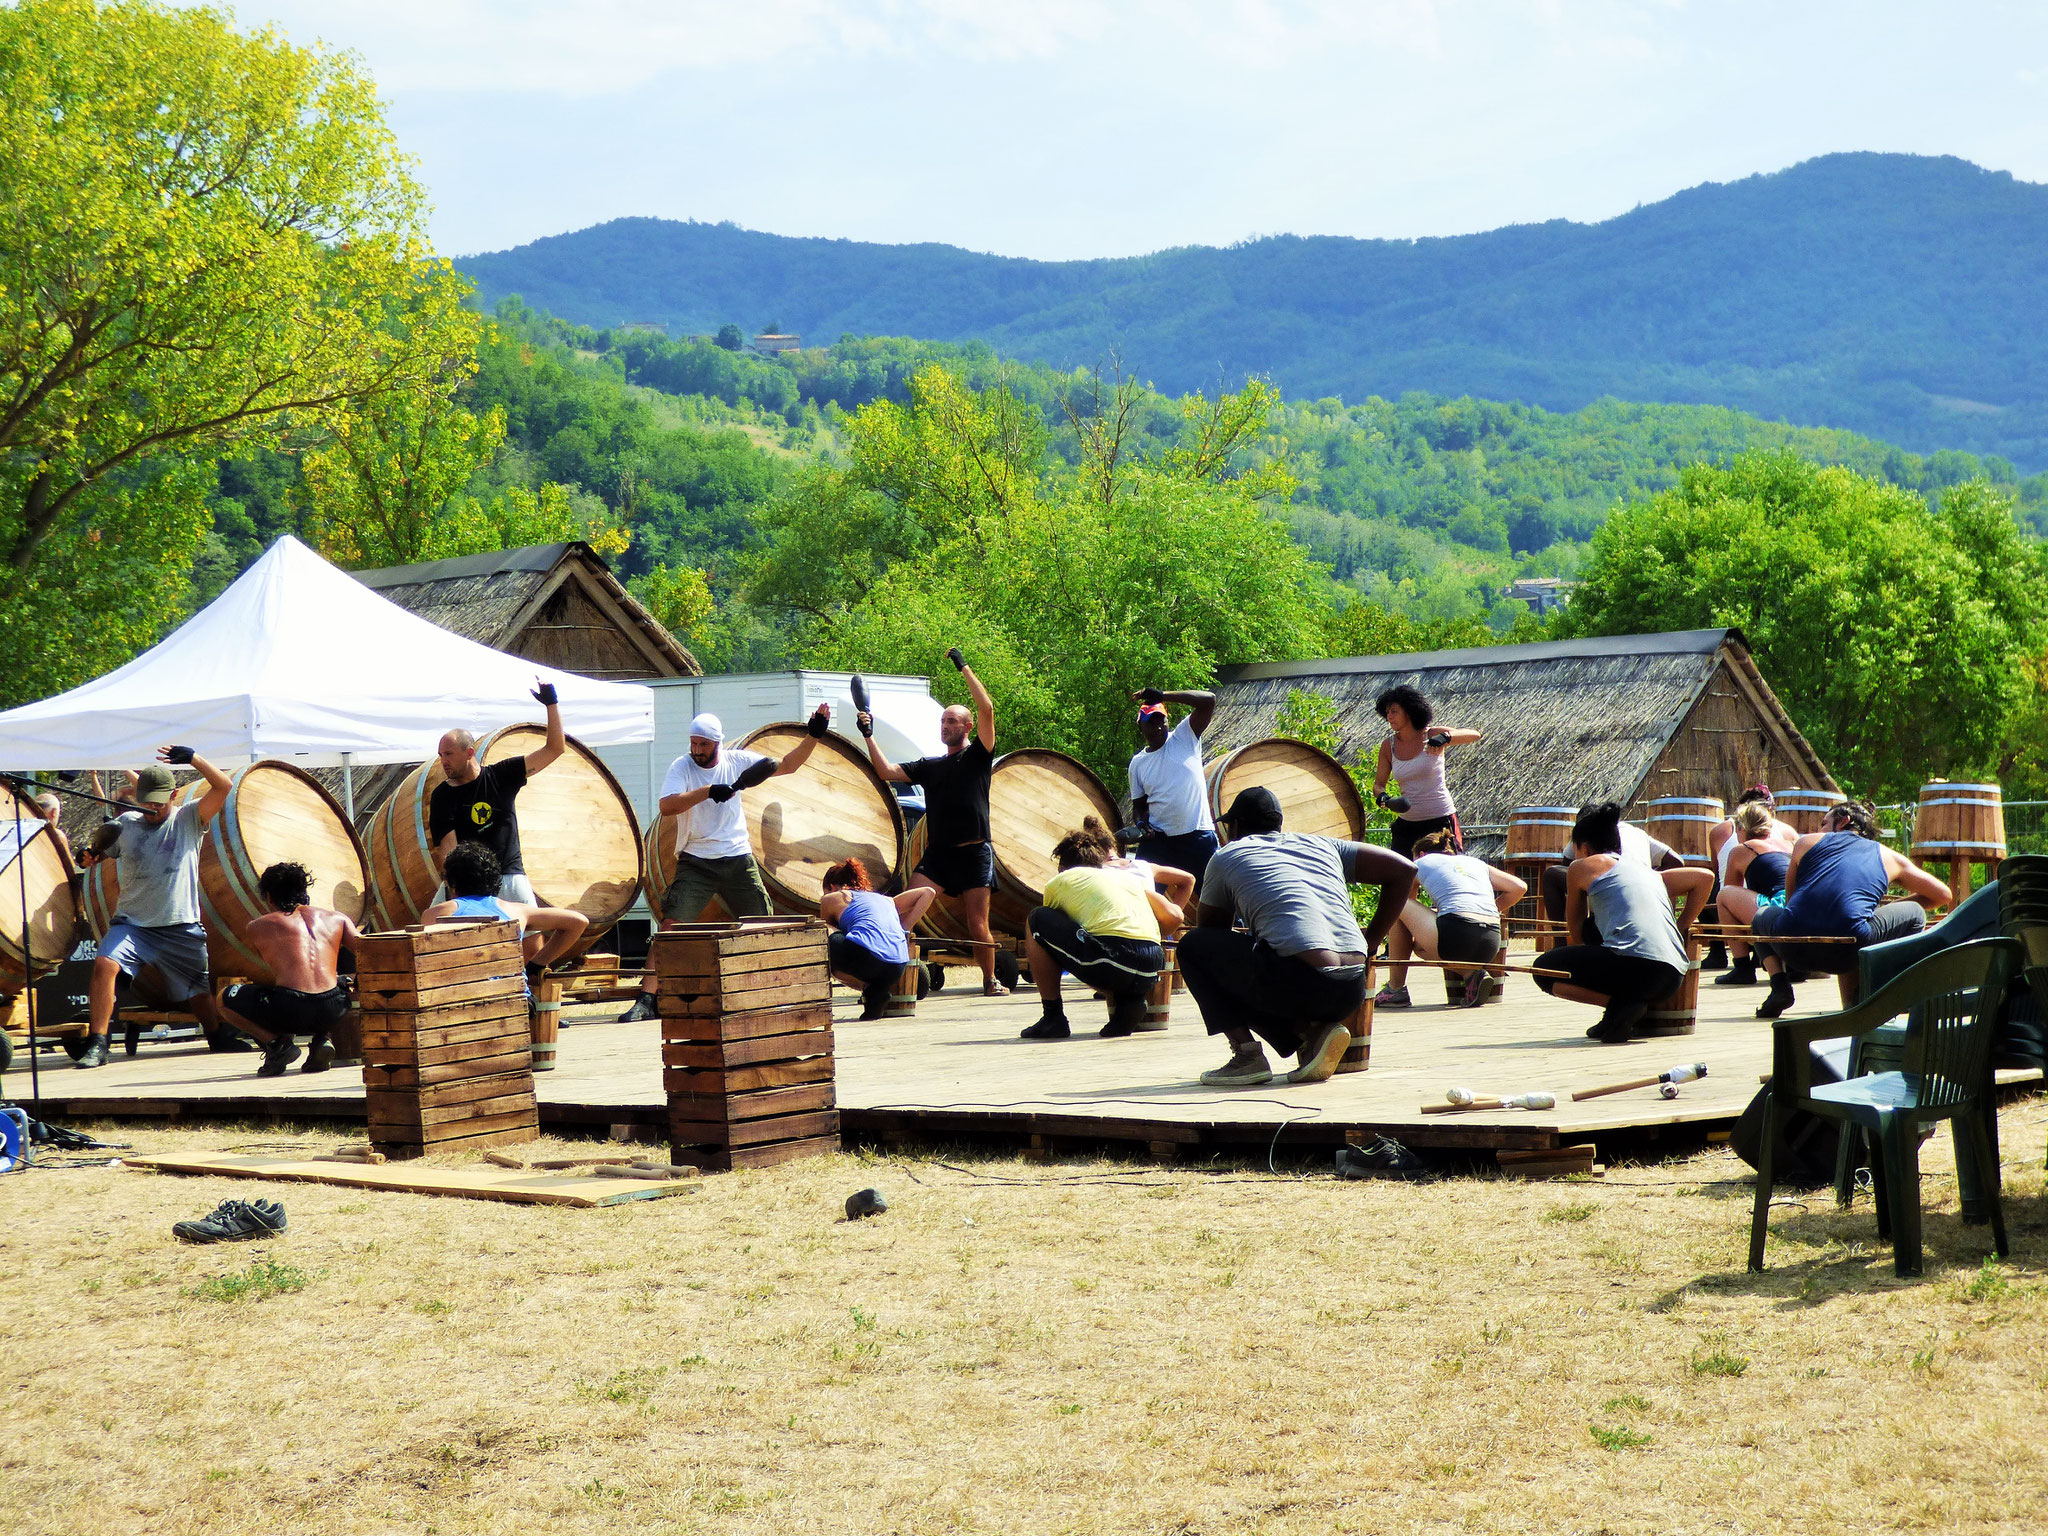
[1370,684,1482,860]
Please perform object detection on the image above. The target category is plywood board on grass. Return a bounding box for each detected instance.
[123,1152,698,1207]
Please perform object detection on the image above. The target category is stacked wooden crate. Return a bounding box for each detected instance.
[657,919,838,1171]
[357,919,539,1159]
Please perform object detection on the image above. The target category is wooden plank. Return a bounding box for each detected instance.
[362,996,531,1035]
[652,960,829,998]
[356,952,524,993]
[362,1014,531,1055]
[665,1081,837,1123]
[121,1151,693,1206]
[654,979,832,1017]
[355,975,527,1012]
[662,1056,835,1096]
[669,1108,841,1148]
[369,1097,539,1136]
[663,1028,835,1071]
[687,1133,843,1172]
[373,1121,543,1160]
[365,1033,534,1073]
[658,1002,832,1045]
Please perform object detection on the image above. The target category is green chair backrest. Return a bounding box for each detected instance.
[1898,939,2017,1112]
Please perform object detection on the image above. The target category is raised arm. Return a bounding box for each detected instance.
[524,681,566,775]
[855,712,910,783]
[774,706,832,777]
[162,745,231,822]
[1134,687,1216,737]
[962,664,995,752]
[1434,728,1482,748]
[1349,844,1418,953]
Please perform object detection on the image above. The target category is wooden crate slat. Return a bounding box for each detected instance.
[665,1081,837,1124]
[664,1028,835,1072]
[684,1133,842,1172]
[669,1108,841,1149]
[661,1055,835,1097]
[658,1001,832,1045]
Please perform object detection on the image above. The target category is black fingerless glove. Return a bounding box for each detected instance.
[733,757,778,791]
[1138,686,1165,705]
[1376,790,1411,814]
[532,681,559,707]
[163,745,195,765]
[1426,731,1450,749]
[946,646,966,672]
[806,706,829,739]
[855,712,874,739]
[706,783,736,803]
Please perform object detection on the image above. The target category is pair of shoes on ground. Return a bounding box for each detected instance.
[1020,994,1159,1041]
[1335,1136,1428,1181]
[1585,997,1650,1044]
[1199,1019,1352,1087]
[172,1197,288,1244]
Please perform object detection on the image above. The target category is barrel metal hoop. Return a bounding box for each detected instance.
[1923,783,2002,794]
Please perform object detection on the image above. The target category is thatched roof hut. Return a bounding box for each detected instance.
[351,542,698,681]
[1212,628,1836,858]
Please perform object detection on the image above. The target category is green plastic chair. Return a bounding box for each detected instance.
[1749,937,2018,1278]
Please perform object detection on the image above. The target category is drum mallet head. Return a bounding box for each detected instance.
[1505,1091,1556,1111]
[1662,1063,1707,1085]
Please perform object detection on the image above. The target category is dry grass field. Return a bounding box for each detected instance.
[5,1103,2048,1536]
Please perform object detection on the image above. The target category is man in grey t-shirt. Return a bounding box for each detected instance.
[75,749,235,1069]
[1181,787,1416,1087]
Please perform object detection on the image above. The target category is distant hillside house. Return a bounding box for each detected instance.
[750,332,802,354]
[1211,629,1835,859]
[1507,577,1572,616]
[352,542,698,682]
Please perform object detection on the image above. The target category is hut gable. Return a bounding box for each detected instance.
[352,543,699,681]
[1212,629,1836,858]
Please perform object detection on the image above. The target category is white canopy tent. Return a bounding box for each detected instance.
[0,536,655,809]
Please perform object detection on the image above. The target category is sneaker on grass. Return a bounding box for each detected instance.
[1335,1137,1428,1181]
[172,1198,288,1244]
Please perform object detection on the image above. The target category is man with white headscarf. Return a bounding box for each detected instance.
[616,705,833,1021]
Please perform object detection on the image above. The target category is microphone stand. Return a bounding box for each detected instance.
[2,773,135,1109]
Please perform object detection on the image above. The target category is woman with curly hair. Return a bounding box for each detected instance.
[1369,684,1481,859]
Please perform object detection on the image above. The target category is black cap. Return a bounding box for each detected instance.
[1218,785,1283,835]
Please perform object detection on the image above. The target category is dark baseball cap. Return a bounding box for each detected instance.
[135,765,177,805]
[1218,785,1283,835]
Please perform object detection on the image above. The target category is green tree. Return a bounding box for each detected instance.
[0,0,478,700]
[1558,452,2048,799]
[714,324,744,352]
[303,391,506,567]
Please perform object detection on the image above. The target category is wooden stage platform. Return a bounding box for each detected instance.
[24,942,2037,1163]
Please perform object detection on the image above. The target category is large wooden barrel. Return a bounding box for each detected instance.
[988,749,1120,936]
[0,790,81,995]
[1775,788,1845,834]
[1911,781,2006,861]
[734,722,906,913]
[365,726,642,943]
[901,817,977,942]
[1505,806,1578,863]
[198,761,369,983]
[640,814,739,924]
[1204,738,1364,844]
[80,857,119,940]
[1642,796,1724,866]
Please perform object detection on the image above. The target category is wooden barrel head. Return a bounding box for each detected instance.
[0,790,81,989]
[1642,796,1724,864]
[1505,806,1578,862]
[478,726,643,930]
[200,761,368,981]
[989,749,1119,915]
[1912,781,2006,860]
[1206,739,1364,844]
[735,722,905,912]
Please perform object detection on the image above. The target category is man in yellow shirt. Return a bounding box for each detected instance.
[1020,829,1184,1040]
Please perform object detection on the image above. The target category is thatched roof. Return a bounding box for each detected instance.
[352,542,698,679]
[1213,629,1836,856]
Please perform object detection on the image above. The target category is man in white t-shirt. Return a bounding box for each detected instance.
[616,707,830,1021]
[1124,686,1218,885]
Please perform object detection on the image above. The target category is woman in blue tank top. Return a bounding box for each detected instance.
[1749,800,1947,1017]
[820,859,937,1020]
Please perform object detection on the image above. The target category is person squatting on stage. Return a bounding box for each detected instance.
[819,858,935,1020]
[617,706,831,1020]
[1124,685,1219,886]
[429,677,567,903]
[1376,828,1526,1009]
[1080,815,1197,937]
[1181,786,1417,1087]
[1534,802,1712,1043]
[216,861,361,1078]
[1539,805,1685,940]
[74,748,234,1069]
[1370,684,1480,859]
[1709,800,1793,988]
[1702,785,1798,976]
[423,843,590,973]
[1747,798,1948,1018]
[1019,826,1182,1041]
[862,646,1010,996]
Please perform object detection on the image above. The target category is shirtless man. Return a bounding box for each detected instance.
[217,862,362,1078]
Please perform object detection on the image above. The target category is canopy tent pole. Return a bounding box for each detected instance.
[342,753,355,822]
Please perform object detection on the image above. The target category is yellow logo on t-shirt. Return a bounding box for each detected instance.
[470,802,494,828]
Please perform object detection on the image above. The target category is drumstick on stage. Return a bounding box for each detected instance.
[1571,1062,1707,1102]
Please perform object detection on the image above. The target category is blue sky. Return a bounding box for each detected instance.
[230,1,2048,260]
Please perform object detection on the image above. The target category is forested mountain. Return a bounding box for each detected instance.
[458,154,2048,467]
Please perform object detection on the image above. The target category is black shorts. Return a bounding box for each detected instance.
[222,983,350,1038]
[1390,814,1458,860]
[1026,908,1162,997]
[915,839,996,898]
[828,932,904,990]
[1533,946,1683,1006]
[1435,913,1499,965]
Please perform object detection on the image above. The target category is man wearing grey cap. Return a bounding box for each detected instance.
[74,746,235,1069]
[615,706,832,1022]
[1180,786,1417,1087]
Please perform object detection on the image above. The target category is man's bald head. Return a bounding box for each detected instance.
[437,729,480,782]
[938,704,972,751]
